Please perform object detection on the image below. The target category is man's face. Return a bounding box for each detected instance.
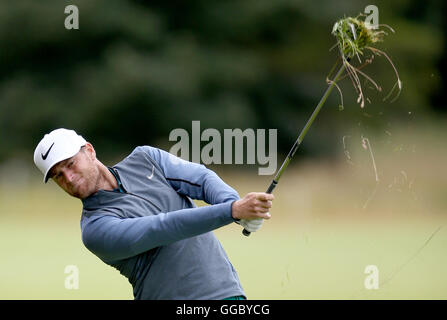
[49,145,99,199]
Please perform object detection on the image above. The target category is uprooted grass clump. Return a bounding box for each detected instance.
[330,14,402,108]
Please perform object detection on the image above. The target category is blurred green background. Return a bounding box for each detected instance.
[0,0,446,299]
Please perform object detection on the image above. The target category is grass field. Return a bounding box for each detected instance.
[1,119,446,299]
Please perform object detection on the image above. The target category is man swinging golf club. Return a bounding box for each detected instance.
[33,128,273,300]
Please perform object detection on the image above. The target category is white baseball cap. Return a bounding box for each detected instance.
[34,128,87,183]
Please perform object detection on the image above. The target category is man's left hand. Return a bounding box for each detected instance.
[238,218,264,233]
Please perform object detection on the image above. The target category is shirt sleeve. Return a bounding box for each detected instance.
[138,146,240,204]
[82,201,235,262]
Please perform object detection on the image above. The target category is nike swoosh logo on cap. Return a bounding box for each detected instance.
[41,142,55,160]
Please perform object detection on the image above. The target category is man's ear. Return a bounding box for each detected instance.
[83,143,96,161]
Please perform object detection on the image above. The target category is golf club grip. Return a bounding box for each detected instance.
[266,180,277,194]
[242,181,277,236]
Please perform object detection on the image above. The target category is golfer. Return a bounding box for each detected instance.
[33,128,273,300]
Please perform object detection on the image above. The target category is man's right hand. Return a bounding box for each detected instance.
[231,192,274,221]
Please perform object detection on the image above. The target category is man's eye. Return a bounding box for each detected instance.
[68,161,74,168]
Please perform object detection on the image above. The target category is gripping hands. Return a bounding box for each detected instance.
[232,192,274,233]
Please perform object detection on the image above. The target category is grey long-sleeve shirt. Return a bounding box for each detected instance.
[80,146,245,299]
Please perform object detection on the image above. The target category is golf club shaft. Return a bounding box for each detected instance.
[242,63,346,236]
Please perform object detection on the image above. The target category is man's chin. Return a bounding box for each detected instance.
[65,189,82,199]
[75,190,95,200]
[66,186,91,200]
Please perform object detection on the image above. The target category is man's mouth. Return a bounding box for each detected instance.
[69,178,84,193]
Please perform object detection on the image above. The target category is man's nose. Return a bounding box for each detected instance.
[63,169,75,183]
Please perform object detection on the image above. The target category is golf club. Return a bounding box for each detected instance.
[243,62,347,236]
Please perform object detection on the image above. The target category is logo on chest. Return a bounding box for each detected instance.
[146,165,155,180]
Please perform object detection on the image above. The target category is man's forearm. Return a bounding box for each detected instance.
[82,201,237,262]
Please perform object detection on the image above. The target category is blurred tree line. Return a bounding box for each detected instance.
[0,0,445,164]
